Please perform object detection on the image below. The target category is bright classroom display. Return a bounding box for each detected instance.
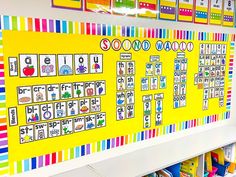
[177,0,194,22]
[0,15,234,176]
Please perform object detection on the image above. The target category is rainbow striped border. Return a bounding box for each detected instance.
[12,112,230,174]
[0,15,234,176]
[226,35,235,110]
[0,28,8,176]
[0,16,231,41]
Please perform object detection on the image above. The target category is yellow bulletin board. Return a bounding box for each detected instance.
[0,15,234,175]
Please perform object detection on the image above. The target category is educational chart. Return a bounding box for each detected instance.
[85,0,111,13]
[209,0,223,25]
[52,0,83,10]
[194,0,209,24]
[178,0,194,22]
[159,0,177,20]
[52,0,236,28]
[222,0,235,27]
[0,15,234,176]
[138,0,158,18]
[113,0,136,15]
[194,44,226,110]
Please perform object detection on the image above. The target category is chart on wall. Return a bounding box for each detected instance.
[194,0,209,24]
[0,15,234,176]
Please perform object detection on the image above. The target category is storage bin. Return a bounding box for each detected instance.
[228,162,236,173]
[212,160,230,176]
[166,163,181,177]
[204,171,209,177]
[207,166,218,177]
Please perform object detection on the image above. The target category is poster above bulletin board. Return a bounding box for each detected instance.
[85,0,111,14]
[194,0,209,24]
[113,0,136,16]
[222,0,235,27]
[178,0,194,22]
[209,0,223,25]
[159,0,177,20]
[0,15,234,176]
[52,0,83,10]
[51,0,236,28]
[138,0,158,18]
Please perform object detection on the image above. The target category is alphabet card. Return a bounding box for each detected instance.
[91,98,101,112]
[32,85,47,102]
[126,104,134,118]
[84,82,95,97]
[116,106,125,120]
[17,86,32,105]
[154,63,162,75]
[116,92,125,106]
[160,76,167,89]
[54,102,66,118]
[47,84,60,101]
[126,91,135,104]
[67,100,79,116]
[85,115,96,130]
[126,76,135,90]
[74,117,85,132]
[48,121,61,137]
[117,77,126,91]
[60,83,72,99]
[40,104,54,121]
[20,125,34,143]
[90,54,103,73]
[96,113,106,128]
[39,54,56,76]
[19,54,38,77]
[61,119,73,135]
[155,113,162,126]
[95,81,106,96]
[155,100,163,113]
[143,115,151,128]
[58,54,73,76]
[73,82,85,98]
[126,61,135,75]
[146,63,154,76]
[150,77,158,90]
[143,101,151,116]
[141,78,149,91]
[117,62,126,76]
[35,123,48,140]
[26,105,40,123]
[79,99,90,114]
[75,54,89,74]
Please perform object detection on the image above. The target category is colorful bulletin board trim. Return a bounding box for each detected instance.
[159,0,177,21]
[194,0,209,24]
[13,112,230,175]
[0,15,234,176]
[85,0,111,14]
[178,0,194,22]
[222,0,235,27]
[51,0,83,10]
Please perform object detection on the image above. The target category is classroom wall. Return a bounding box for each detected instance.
[1,0,236,176]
